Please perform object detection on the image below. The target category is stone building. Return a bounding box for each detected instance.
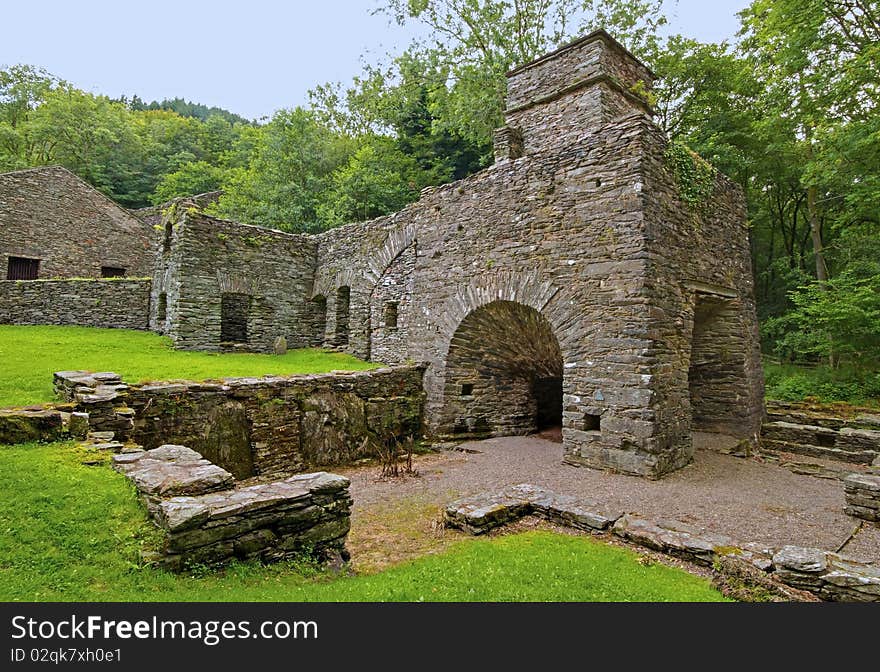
[0,165,155,279]
[153,30,765,479]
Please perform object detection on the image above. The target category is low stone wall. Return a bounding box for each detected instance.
[0,279,151,330]
[113,444,351,571]
[0,407,88,444]
[844,473,880,521]
[762,401,880,464]
[55,366,426,478]
[445,486,880,602]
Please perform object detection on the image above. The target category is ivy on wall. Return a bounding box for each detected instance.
[664,141,717,211]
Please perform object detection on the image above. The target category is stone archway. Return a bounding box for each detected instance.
[439,300,564,439]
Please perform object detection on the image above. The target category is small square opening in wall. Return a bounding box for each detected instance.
[584,414,601,432]
[101,266,126,278]
[460,383,474,397]
[384,301,398,329]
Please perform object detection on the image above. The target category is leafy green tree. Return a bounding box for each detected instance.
[0,65,61,170]
[317,137,421,226]
[153,160,227,203]
[212,108,353,232]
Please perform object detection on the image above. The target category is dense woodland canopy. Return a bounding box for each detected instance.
[1,0,878,399]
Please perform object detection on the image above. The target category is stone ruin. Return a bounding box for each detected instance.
[1,31,765,479]
[149,30,763,478]
[113,444,352,571]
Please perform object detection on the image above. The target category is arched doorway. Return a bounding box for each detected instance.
[441,300,564,440]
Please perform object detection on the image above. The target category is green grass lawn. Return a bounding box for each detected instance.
[0,325,378,408]
[0,441,727,602]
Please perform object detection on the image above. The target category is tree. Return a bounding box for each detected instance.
[153,161,227,203]
[317,137,421,227]
[212,108,353,232]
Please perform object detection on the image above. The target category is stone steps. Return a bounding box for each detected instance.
[761,420,880,465]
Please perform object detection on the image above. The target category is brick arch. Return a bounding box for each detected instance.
[363,224,417,286]
[438,298,565,438]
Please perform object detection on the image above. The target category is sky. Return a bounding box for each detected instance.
[1,0,752,121]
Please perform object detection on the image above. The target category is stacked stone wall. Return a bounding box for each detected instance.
[0,279,151,329]
[0,166,156,279]
[158,214,318,352]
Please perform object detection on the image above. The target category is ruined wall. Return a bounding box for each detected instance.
[157,213,318,352]
[0,166,156,279]
[125,366,425,479]
[0,278,151,329]
[504,31,654,154]
[314,217,413,360]
[156,30,763,479]
[114,445,351,571]
[635,120,765,468]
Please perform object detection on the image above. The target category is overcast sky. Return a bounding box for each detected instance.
[1,0,752,121]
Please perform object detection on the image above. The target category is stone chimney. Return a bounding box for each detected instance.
[493,29,655,161]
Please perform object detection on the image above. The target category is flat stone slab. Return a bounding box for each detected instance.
[112,444,235,497]
[0,408,64,444]
[444,483,622,535]
[157,472,350,534]
[611,515,739,566]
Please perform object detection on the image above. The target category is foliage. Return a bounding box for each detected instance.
[211,107,354,232]
[125,95,252,125]
[663,141,717,210]
[153,160,227,203]
[764,362,880,406]
[0,325,378,407]
[317,137,421,226]
[0,443,727,602]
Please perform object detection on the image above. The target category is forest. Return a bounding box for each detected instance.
[1,0,877,403]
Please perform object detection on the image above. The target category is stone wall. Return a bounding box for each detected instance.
[762,401,880,464]
[0,279,151,329]
[113,445,351,571]
[0,166,156,279]
[504,30,654,154]
[152,212,318,351]
[445,486,880,602]
[56,366,426,479]
[158,30,763,479]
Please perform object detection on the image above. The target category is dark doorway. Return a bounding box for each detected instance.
[334,286,351,346]
[220,293,250,343]
[443,300,564,439]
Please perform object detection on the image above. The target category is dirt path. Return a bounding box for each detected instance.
[337,434,880,572]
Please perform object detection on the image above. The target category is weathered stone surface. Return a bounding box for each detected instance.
[126,367,425,478]
[146,30,762,480]
[611,515,737,566]
[0,166,155,286]
[0,408,64,444]
[273,336,287,355]
[112,444,235,497]
[445,486,879,601]
[116,443,352,571]
[762,402,880,465]
[772,546,828,573]
[843,473,880,521]
[0,279,151,330]
[445,483,621,535]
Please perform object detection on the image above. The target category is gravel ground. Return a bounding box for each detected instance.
[338,433,880,563]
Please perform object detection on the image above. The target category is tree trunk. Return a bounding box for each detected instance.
[806,184,828,282]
